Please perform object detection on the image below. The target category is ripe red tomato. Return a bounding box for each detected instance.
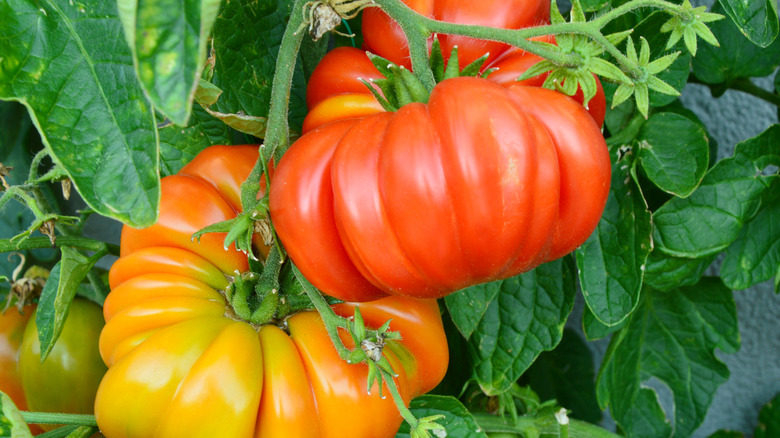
[96,145,449,438]
[361,0,550,69]
[0,298,107,433]
[271,77,610,301]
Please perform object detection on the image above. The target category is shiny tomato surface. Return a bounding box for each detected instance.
[271,77,610,301]
[95,145,449,438]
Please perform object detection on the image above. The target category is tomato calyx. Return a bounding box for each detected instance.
[362,38,493,112]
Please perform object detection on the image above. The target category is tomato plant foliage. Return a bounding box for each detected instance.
[0,0,778,437]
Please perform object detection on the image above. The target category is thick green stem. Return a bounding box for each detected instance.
[472,412,623,438]
[382,367,419,430]
[292,266,352,359]
[369,0,435,90]
[371,0,688,81]
[267,0,307,161]
[0,236,117,255]
[20,411,97,427]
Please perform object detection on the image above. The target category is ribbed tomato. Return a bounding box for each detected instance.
[95,145,448,438]
[271,77,610,301]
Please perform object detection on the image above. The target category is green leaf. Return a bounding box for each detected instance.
[200,107,268,138]
[693,2,780,84]
[467,259,576,396]
[520,328,602,423]
[653,125,780,258]
[644,251,716,291]
[211,0,307,134]
[596,278,740,438]
[194,80,223,106]
[35,247,104,361]
[719,0,779,48]
[117,0,221,126]
[0,392,32,438]
[395,395,488,438]
[158,104,233,177]
[445,282,501,340]
[576,145,652,327]
[721,180,780,290]
[581,0,610,13]
[0,0,159,228]
[582,305,627,340]
[637,112,710,197]
[755,392,780,438]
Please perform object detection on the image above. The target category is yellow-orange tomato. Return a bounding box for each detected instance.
[95,145,449,438]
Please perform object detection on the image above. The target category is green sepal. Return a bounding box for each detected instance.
[430,38,446,82]
[550,0,566,25]
[352,306,367,345]
[460,53,490,78]
[443,46,461,80]
[606,30,634,46]
[579,72,599,107]
[366,52,396,80]
[589,58,631,83]
[362,78,398,111]
[515,60,556,82]
[398,67,430,103]
[612,83,635,108]
[645,52,681,75]
[646,75,681,96]
[570,0,587,22]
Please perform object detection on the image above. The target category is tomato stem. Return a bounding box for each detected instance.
[20,411,98,427]
[370,0,702,88]
[0,236,118,256]
[471,412,623,438]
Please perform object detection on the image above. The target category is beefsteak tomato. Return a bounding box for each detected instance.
[271,77,611,301]
[0,297,107,433]
[95,145,448,438]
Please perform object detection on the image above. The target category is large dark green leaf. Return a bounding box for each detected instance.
[117,0,221,126]
[718,0,779,48]
[637,112,710,197]
[694,3,780,86]
[210,0,307,134]
[644,250,716,291]
[653,125,780,258]
[596,278,740,438]
[0,0,159,227]
[467,259,576,396]
[158,104,233,177]
[445,281,501,340]
[721,179,780,291]
[576,145,652,327]
[395,395,488,438]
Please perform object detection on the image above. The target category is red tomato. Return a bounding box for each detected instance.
[271,77,610,301]
[96,145,449,438]
[361,0,550,69]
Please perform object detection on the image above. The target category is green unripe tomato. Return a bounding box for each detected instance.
[20,298,107,427]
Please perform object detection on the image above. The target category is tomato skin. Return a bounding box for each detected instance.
[0,304,35,411]
[20,299,107,429]
[96,145,448,438]
[271,77,610,301]
[361,0,550,69]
